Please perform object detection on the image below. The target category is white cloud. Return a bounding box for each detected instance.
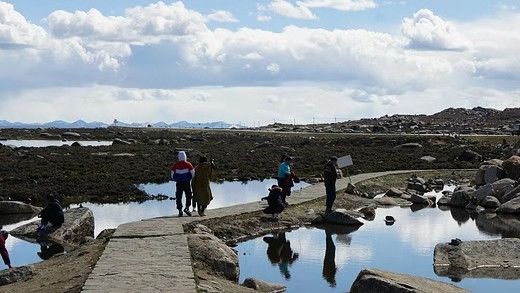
[206,10,238,23]
[297,0,377,11]
[257,15,272,22]
[267,0,318,20]
[402,9,471,51]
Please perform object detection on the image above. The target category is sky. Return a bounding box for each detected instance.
[1,0,519,126]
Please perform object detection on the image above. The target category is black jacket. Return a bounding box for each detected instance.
[41,199,65,226]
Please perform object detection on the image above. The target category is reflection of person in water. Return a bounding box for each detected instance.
[37,239,65,260]
[263,232,299,280]
[322,230,337,287]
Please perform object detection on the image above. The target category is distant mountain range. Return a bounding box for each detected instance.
[0,119,240,129]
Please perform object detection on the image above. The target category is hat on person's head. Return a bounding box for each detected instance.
[329,156,338,161]
[46,193,56,201]
[177,151,187,161]
[285,156,293,161]
[0,230,8,240]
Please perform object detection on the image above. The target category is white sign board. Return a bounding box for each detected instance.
[337,155,353,168]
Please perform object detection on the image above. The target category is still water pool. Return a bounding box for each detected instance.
[3,179,309,268]
[236,190,520,293]
[0,139,112,147]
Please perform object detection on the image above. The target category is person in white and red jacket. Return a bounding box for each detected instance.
[1,230,12,269]
[171,151,195,217]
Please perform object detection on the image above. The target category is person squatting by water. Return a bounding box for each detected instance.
[38,194,65,232]
[171,151,195,217]
[323,156,339,213]
[1,230,12,269]
[192,156,213,217]
[277,155,299,206]
[262,185,285,219]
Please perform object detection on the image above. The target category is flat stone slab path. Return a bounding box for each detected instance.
[82,170,419,292]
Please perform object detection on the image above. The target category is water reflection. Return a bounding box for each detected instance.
[323,229,337,287]
[37,239,65,260]
[263,233,299,280]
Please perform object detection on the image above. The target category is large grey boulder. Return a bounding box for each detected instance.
[0,266,33,286]
[241,277,286,292]
[0,201,42,215]
[491,178,516,197]
[187,233,239,281]
[385,188,403,197]
[471,184,493,204]
[484,165,503,184]
[350,268,469,293]
[503,155,520,180]
[410,193,431,205]
[434,238,520,280]
[323,209,364,226]
[449,189,472,208]
[9,207,94,248]
[481,196,501,209]
[497,197,520,214]
[501,185,520,203]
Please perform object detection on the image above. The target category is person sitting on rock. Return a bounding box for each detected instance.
[37,194,65,232]
[1,230,12,269]
[262,185,285,219]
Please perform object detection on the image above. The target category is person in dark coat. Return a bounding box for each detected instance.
[323,156,339,213]
[38,194,65,231]
[0,230,12,269]
[262,185,285,219]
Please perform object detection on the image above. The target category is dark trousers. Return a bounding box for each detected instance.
[175,181,192,210]
[325,183,336,210]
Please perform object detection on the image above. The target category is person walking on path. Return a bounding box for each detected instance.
[191,156,213,217]
[37,194,65,232]
[1,230,12,269]
[171,151,195,217]
[277,155,294,206]
[323,156,339,213]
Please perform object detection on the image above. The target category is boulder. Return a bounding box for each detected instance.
[410,193,430,205]
[420,155,436,163]
[359,205,376,220]
[437,195,451,206]
[62,132,81,137]
[323,209,364,226]
[484,165,503,184]
[407,182,427,193]
[0,201,42,215]
[492,178,516,200]
[112,138,132,145]
[501,185,520,203]
[434,238,520,280]
[481,196,501,209]
[497,197,520,214]
[350,268,469,293]
[241,277,286,292]
[187,233,239,281]
[0,266,33,286]
[471,184,493,204]
[385,188,402,197]
[503,155,520,180]
[458,150,482,162]
[0,213,38,226]
[70,141,83,147]
[9,207,94,248]
[449,189,472,208]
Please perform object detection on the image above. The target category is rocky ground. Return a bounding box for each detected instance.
[1,127,518,207]
[1,170,473,292]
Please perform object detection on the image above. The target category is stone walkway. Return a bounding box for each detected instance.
[82,170,419,292]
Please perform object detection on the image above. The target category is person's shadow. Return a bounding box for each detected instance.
[263,232,299,280]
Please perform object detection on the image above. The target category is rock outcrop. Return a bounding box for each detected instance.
[0,266,33,286]
[497,197,520,214]
[503,155,520,180]
[0,201,41,215]
[350,268,469,293]
[434,238,520,280]
[241,277,286,292]
[9,207,94,248]
[187,232,239,281]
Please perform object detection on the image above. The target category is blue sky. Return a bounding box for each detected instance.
[1,0,519,125]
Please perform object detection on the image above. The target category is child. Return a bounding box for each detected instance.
[262,185,285,219]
